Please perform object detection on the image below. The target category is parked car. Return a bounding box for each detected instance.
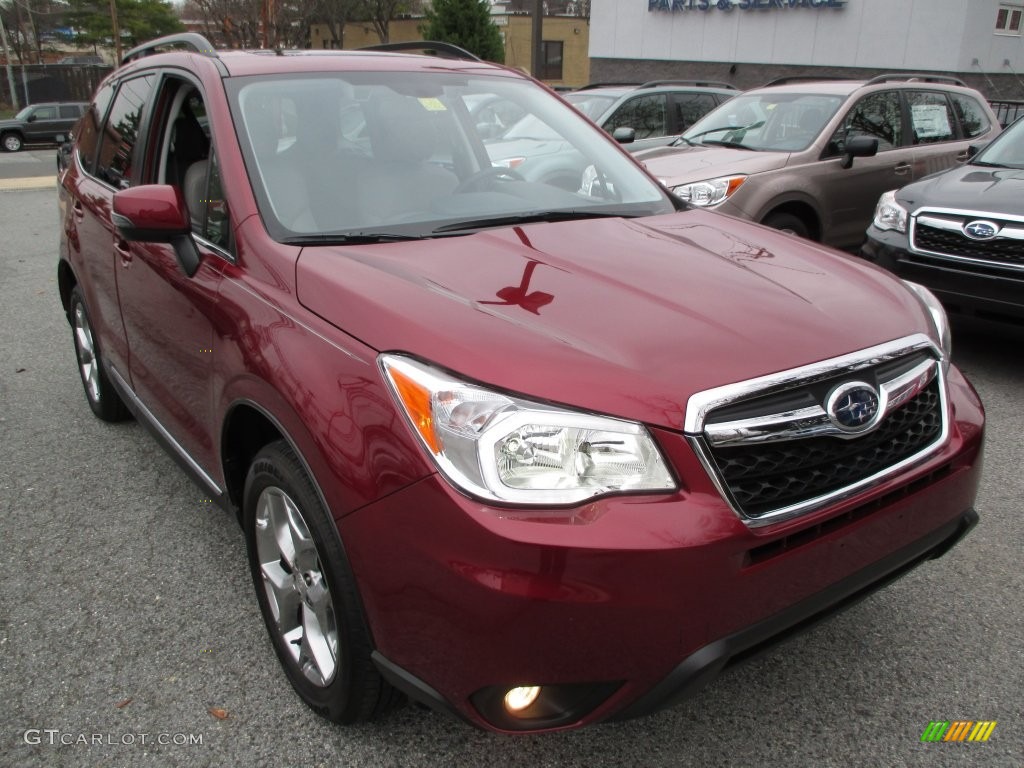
[56,54,105,65]
[58,33,983,734]
[472,81,736,192]
[861,116,1024,323]
[564,81,739,151]
[635,75,1001,251]
[1,102,88,152]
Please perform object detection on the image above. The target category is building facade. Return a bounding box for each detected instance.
[310,15,591,87]
[590,0,1024,100]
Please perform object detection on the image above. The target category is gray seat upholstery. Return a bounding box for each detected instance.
[358,95,458,225]
[183,158,209,235]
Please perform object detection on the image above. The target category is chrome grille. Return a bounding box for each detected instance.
[685,336,949,526]
[910,209,1024,272]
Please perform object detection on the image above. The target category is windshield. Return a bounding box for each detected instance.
[563,92,619,121]
[229,72,672,241]
[15,106,33,121]
[974,116,1024,169]
[680,92,844,152]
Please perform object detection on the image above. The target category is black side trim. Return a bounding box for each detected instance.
[371,651,472,725]
[106,365,234,515]
[611,508,979,722]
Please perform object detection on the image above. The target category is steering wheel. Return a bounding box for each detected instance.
[454,165,525,194]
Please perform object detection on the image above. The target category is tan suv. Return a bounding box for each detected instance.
[635,75,1001,251]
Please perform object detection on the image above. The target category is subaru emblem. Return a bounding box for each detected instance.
[826,382,881,434]
[963,220,999,240]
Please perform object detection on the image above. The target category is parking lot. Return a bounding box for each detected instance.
[0,155,1021,767]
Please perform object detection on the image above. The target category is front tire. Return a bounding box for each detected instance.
[243,441,401,723]
[2,132,23,152]
[762,211,812,239]
[69,285,130,422]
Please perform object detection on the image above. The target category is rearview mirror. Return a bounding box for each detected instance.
[112,185,201,277]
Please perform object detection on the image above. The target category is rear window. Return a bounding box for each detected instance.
[907,92,956,144]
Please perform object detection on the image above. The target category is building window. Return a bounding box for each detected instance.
[541,41,563,81]
[996,4,1023,34]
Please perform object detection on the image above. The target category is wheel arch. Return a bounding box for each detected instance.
[760,199,822,241]
[57,259,77,318]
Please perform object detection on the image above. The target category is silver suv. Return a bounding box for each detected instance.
[565,80,738,152]
[636,75,1001,251]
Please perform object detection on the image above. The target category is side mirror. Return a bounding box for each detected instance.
[112,185,201,277]
[26,113,37,123]
[966,142,987,159]
[840,136,879,169]
[611,126,636,144]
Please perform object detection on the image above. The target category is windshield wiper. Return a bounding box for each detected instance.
[432,210,636,233]
[281,232,425,245]
[683,120,766,143]
[700,139,757,151]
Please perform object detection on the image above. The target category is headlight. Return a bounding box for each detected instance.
[904,282,952,368]
[872,190,908,233]
[381,355,676,505]
[670,175,746,207]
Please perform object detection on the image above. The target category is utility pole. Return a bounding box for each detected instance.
[109,0,122,62]
[0,12,19,110]
[531,0,543,80]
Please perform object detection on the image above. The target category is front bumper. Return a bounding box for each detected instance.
[338,365,984,733]
[862,227,1024,324]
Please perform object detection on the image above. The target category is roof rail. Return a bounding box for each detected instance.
[638,79,738,90]
[575,81,642,91]
[121,33,219,65]
[358,41,480,62]
[761,75,856,87]
[864,73,967,86]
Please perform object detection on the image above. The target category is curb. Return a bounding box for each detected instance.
[0,176,56,191]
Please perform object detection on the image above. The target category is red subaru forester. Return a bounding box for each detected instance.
[57,34,983,733]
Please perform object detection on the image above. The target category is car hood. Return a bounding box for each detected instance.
[899,163,1024,215]
[635,145,790,186]
[0,118,21,129]
[296,211,931,432]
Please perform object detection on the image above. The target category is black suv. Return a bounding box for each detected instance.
[1,102,88,152]
[862,116,1024,324]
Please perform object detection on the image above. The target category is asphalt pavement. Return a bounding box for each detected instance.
[0,162,1021,767]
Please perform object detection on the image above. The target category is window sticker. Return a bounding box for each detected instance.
[418,97,447,112]
[911,104,952,139]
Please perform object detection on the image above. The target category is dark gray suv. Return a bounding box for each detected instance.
[1,102,88,152]
[861,116,1024,323]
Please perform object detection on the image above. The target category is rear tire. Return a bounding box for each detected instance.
[69,285,131,422]
[763,212,812,239]
[243,440,402,723]
[2,132,23,152]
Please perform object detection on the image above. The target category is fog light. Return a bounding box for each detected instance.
[504,685,541,713]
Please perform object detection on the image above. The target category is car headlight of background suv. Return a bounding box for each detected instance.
[669,175,746,207]
[381,355,676,505]
[872,190,909,233]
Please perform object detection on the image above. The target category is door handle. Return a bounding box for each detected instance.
[894,162,911,176]
[73,200,84,222]
[115,239,133,265]
[956,150,969,162]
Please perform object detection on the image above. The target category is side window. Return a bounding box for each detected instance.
[950,94,991,138]
[76,82,115,175]
[59,105,80,119]
[95,75,155,188]
[671,93,717,134]
[827,91,903,155]
[906,91,956,144]
[604,94,668,140]
[32,106,57,120]
[157,82,230,252]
